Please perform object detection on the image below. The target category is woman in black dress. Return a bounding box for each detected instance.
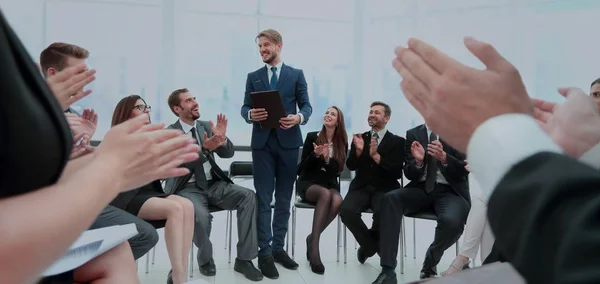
[111,95,195,284]
[0,10,199,283]
[296,106,348,274]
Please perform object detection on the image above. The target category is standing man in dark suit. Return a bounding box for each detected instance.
[339,101,405,267]
[165,88,263,281]
[373,123,470,283]
[241,29,312,279]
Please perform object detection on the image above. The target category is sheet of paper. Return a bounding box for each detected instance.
[42,223,138,276]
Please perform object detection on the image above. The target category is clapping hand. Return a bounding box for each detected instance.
[352,134,364,152]
[210,113,228,137]
[65,108,98,138]
[313,142,330,161]
[369,137,378,157]
[69,133,95,160]
[203,132,227,151]
[46,63,96,110]
[427,140,447,164]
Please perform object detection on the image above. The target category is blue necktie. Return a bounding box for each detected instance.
[270,66,278,90]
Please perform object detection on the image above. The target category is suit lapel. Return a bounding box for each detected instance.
[378,131,391,150]
[259,66,269,90]
[195,121,206,144]
[417,125,429,148]
[277,64,289,89]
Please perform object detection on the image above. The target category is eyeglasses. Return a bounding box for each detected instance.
[133,104,151,111]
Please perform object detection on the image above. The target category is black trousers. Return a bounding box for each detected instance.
[339,189,385,256]
[379,183,470,272]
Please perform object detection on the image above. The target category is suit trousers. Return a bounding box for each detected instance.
[252,131,299,257]
[379,183,469,271]
[90,205,159,260]
[339,189,385,256]
[176,180,257,265]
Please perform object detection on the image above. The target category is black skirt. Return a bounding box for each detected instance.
[126,186,170,216]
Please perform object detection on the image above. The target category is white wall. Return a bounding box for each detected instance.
[2,0,599,158]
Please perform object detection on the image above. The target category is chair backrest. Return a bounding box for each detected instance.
[229,161,253,178]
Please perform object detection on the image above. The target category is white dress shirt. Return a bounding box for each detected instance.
[179,119,212,182]
[247,61,304,124]
[467,114,563,199]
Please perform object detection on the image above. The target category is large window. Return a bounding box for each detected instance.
[44,0,163,137]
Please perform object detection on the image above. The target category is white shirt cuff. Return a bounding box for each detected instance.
[248,110,252,121]
[579,142,600,170]
[298,113,304,124]
[467,114,562,199]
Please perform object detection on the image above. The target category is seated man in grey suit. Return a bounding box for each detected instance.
[164,88,262,281]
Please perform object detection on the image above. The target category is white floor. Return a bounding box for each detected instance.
[137,179,479,284]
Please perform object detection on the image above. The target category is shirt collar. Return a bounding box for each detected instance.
[372,128,387,138]
[266,61,283,72]
[179,119,195,134]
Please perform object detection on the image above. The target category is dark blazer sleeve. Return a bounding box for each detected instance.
[442,145,468,178]
[295,70,312,125]
[488,152,600,284]
[403,130,426,181]
[346,136,360,171]
[377,136,405,179]
[297,132,320,175]
[241,72,254,124]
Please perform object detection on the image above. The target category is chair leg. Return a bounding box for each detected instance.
[224,210,229,250]
[455,240,459,256]
[145,252,150,274]
[189,245,194,278]
[400,219,404,275]
[291,206,297,259]
[151,246,156,264]
[343,224,348,264]
[336,217,341,262]
[413,218,417,259]
[401,219,407,257]
[228,210,233,264]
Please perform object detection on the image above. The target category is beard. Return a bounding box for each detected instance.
[262,52,277,64]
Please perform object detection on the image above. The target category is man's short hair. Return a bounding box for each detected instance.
[167,88,189,117]
[39,42,89,76]
[591,78,600,88]
[256,29,282,44]
[370,101,392,117]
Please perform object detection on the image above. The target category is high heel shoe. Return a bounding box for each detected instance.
[309,260,325,275]
[440,258,470,276]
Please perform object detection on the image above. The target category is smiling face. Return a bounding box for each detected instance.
[131,98,151,118]
[368,104,389,129]
[174,91,200,121]
[257,36,282,65]
[323,107,339,128]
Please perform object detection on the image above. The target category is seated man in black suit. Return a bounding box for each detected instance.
[373,124,470,284]
[339,101,405,265]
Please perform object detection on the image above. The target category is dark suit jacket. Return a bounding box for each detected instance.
[346,130,405,193]
[163,120,233,194]
[241,63,313,150]
[488,152,600,284]
[297,131,349,189]
[404,125,470,204]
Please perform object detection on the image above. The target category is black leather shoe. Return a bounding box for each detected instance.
[372,272,397,284]
[166,269,173,284]
[199,259,216,276]
[420,267,437,279]
[233,259,264,281]
[258,255,279,279]
[357,247,368,264]
[273,250,299,270]
[309,260,325,275]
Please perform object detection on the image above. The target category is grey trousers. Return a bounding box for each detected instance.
[176,180,258,265]
[90,205,159,260]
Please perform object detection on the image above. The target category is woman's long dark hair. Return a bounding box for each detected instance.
[111,95,145,126]
[315,106,348,173]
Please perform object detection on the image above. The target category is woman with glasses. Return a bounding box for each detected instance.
[111,95,195,284]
